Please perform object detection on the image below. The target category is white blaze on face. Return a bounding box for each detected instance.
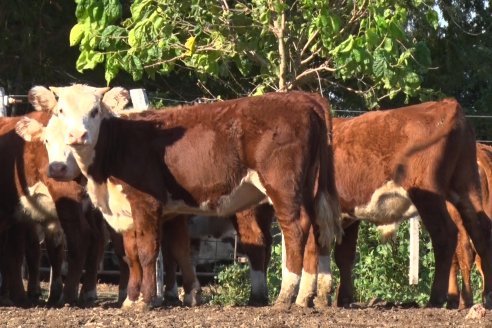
[44,115,81,180]
[49,85,110,172]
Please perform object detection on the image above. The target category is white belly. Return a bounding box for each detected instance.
[163,169,269,217]
[87,179,134,233]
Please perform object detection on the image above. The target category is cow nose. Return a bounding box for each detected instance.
[48,162,67,179]
[67,130,88,145]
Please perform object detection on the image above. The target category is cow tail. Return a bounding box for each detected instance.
[313,97,343,249]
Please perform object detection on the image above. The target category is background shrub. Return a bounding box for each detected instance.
[211,220,483,306]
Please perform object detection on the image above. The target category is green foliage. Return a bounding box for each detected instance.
[210,262,250,306]
[71,0,438,107]
[210,243,282,306]
[353,221,434,305]
[212,220,484,306]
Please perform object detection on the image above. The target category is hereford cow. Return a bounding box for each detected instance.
[447,142,492,309]
[332,99,492,308]
[17,85,342,310]
[0,108,105,307]
[204,99,492,309]
[20,88,202,308]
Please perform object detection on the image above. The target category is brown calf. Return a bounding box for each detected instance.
[332,99,492,307]
[0,108,105,306]
[19,85,341,309]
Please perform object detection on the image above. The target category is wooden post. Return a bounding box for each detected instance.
[409,215,420,285]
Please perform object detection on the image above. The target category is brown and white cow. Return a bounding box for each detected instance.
[17,88,203,308]
[332,99,492,308]
[447,142,492,309]
[0,107,105,307]
[18,85,342,309]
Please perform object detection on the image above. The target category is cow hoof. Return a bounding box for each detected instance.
[248,296,269,307]
[273,299,292,312]
[483,292,492,309]
[164,295,182,307]
[79,290,98,307]
[446,298,459,310]
[121,295,158,311]
[0,296,14,307]
[183,289,202,307]
[27,290,42,304]
[295,295,314,308]
[313,295,332,309]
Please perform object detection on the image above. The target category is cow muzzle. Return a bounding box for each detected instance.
[48,162,69,180]
[67,129,88,145]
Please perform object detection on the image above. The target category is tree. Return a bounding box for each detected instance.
[70,0,439,108]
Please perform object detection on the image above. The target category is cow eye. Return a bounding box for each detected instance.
[90,107,99,118]
[44,139,48,144]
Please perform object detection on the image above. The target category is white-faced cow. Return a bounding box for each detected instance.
[447,142,492,309]
[332,99,492,308]
[17,88,203,309]
[0,106,105,307]
[18,85,342,310]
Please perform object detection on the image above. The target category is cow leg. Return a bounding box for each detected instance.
[232,204,274,306]
[79,209,105,305]
[25,223,42,303]
[107,226,129,303]
[134,215,159,309]
[446,201,475,309]
[274,207,306,309]
[4,222,29,307]
[412,191,457,307]
[447,254,460,309]
[162,243,180,306]
[334,221,360,307]
[44,229,65,306]
[165,216,201,307]
[296,223,318,308]
[296,200,323,308]
[121,228,143,309]
[452,193,492,307]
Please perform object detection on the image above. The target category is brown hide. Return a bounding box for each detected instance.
[448,143,492,309]
[332,99,492,308]
[0,111,104,306]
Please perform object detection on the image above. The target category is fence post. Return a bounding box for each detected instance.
[409,215,420,285]
[0,87,6,117]
[129,88,149,111]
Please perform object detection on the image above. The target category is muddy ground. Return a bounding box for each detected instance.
[1,283,490,327]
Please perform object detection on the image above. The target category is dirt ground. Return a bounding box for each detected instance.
[1,283,491,328]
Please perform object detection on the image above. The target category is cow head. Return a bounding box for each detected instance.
[15,115,81,181]
[19,85,130,179]
[46,84,113,146]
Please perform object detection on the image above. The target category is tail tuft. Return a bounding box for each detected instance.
[315,191,343,249]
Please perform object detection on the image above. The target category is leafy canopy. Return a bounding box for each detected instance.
[71,0,438,107]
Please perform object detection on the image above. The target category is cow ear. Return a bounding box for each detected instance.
[101,87,130,114]
[28,86,57,112]
[15,117,45,142]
